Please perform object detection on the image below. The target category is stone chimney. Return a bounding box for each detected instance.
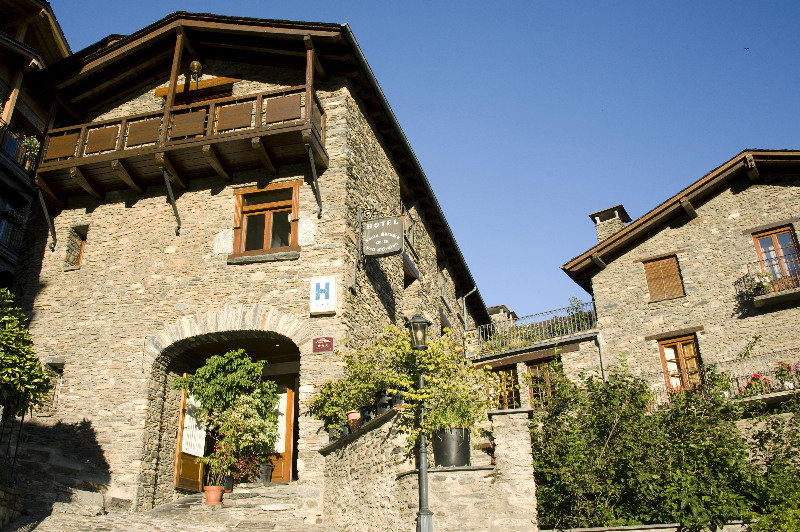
[589,205,631,243]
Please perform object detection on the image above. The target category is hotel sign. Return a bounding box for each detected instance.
[310,276,336,315]
[362,216,404,257]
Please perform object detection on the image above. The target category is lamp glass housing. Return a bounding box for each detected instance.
[409,314,429,350]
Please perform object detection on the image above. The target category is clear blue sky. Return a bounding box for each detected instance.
[51,0,800,316]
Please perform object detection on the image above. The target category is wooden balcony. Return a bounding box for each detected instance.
[36,84,327,203]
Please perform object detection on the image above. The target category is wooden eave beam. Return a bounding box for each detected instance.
[679,198,697,219]
[303,36,328,81]
[202,144,231,181]
[176,26,202,62]
[70,50,173,103]
[35,175,64,208]
[178,20,340,41]
[155,152,187,190]
[590,253,607,270]
[110,159,143,194]
[195,40,306,59]
[251,137,277,175]
[70,167,102,200]
[745,153,759,182]
[52,89,81,120]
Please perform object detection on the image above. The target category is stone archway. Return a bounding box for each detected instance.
[134,304,314,509]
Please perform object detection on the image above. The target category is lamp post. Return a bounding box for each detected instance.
[409,313,433,532]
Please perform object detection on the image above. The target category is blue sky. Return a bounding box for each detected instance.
[51,0,800,316]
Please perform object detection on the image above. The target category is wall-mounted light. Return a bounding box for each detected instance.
[190,60,203,90]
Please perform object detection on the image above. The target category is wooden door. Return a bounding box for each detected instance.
[269,376,297,483]
[173,386,206,491]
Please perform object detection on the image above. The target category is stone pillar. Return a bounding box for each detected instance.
[490,411,538,531]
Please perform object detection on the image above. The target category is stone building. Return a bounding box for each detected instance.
[465,150,800,410]
[0,0,70,285]
[561,150,800,401]
[11,11,489,512]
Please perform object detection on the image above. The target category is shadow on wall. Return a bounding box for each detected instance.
[5,418,111,527]
[11,200,51,323]
[365,256,396,323]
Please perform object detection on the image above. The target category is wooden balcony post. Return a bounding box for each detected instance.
[160,31,185,146]
[304,36,314,128]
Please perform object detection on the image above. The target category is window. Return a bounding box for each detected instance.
[232,181,300,256]
[643,255,684,301]
[489,366,521,409]
[63,226,88,269]
[37,363,64,414]
[753,226,800,289]
[527,361,556,406]
[658,335,702,391]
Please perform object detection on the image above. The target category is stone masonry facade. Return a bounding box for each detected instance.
[13,49,481,513]
[589,170,800,379]
[321,409,537,531]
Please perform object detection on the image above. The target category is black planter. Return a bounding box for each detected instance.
[222,475,233,493]
[359,404,376,424]
[432,428,470,467]
[258,462,274,485]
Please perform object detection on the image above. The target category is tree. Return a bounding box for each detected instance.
[0,288,49,416]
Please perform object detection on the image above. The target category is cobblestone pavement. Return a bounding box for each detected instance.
[8,484,328,531]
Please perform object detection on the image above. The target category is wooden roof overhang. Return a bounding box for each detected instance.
[32,12,490,324]
[0,0,71,66]
[561,150,800,292]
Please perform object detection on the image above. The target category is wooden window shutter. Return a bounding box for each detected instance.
[643,256,684,301]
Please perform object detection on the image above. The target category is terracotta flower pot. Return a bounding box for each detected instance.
[204,485,224,505]
[346,409,361,431]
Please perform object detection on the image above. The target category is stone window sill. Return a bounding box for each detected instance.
[648,294,686,304]
[62,265,81,272]
[227,246,301,265]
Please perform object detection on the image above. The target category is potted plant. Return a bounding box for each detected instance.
[744,373,771,396]
[776,361,796,390]
[200,444,235,505]
[174,349,280,495]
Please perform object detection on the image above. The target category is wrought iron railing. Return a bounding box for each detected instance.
[465,301,597,358]
[638,349,800,407]
[0,119,38,173]
[745,256,800,296]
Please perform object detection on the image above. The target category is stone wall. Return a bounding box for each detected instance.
[0,486,23,529]
[590,171,800,376]
[321,409,537,531]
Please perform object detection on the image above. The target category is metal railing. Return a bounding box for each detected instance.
[465,301,597,358]
[0,119,38,173]
[745,255,800,296]
[638,349,800,407]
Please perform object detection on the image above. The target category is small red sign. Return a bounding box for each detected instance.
[313,337,334,353]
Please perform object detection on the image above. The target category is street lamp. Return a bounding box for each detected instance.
[409,313,433,532]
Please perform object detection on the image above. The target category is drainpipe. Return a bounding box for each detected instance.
[461,286,477,330]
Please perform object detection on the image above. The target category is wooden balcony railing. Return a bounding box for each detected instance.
[40,85,323,165]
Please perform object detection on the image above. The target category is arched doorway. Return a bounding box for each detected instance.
[137,328,306,509]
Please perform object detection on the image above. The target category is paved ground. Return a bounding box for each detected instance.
[8,484,327,531]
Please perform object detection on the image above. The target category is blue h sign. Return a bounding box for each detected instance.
[315,282,330,301]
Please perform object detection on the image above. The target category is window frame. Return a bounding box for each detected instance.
[658,335,703,391]
[643,254,685,302]
[230,180,301,258]
[526,360,556,406]
[752,225,800,279]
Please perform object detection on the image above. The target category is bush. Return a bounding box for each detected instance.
[532,363,755,531]
[0,288,49,415]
